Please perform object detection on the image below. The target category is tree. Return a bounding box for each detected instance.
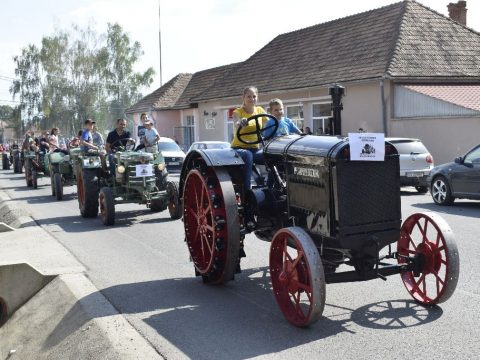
[10,44,42,134]
[0,105,13,121]
[10,23,154,138]
[99,23,155,127]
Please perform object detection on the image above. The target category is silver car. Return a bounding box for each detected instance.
[187,141,230,152]
[386,138,434,193]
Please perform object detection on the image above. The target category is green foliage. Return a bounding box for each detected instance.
[10,23,154,140]
[0,105,13,121]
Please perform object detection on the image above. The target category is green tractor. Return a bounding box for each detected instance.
[73,145,180,225]
[48,150,77,200]
[99,147,181,225]
[23,150,49,188]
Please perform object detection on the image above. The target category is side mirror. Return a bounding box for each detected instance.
[454,156,463,164]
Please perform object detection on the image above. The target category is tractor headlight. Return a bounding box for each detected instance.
[117,165,126,174]
[157,163,166,171]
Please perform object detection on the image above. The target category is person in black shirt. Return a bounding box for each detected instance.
[105,118,134,175]
[106,118,133,152]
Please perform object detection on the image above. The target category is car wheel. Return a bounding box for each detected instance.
[431,176,454,206]
[415,186,428,194]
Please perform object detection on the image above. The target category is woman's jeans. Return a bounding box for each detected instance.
[232,147,264,190]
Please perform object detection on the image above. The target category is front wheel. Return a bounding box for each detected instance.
[270,227,326,327]
[431,176,454,205]
[99,187,115,225]
[166,181,181,219]
[54,173,63,200]
[397,212,460,305]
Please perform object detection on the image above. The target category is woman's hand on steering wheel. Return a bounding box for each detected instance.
[236,114,279,146]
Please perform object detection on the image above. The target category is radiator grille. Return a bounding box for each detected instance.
[335,157,401,228]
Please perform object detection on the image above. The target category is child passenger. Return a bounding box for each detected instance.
[231,86,266,190]
[264,98,302,138]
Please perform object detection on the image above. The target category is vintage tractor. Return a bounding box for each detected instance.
[48,150,77,200]
[23,149,49,188]
[97,140,181,225]
[178,114,460,327]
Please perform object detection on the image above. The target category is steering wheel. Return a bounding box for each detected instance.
[236,114,279,145]
[110,138,136,152]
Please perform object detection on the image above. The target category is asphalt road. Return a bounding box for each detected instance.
[1,170,479,360]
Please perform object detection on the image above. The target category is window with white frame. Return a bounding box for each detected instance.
[312,103,332,135]
[286,105,304,130]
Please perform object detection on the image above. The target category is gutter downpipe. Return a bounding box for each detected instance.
[380,76,388,136]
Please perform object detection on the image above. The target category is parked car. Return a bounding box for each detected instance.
[157,137,186,173]
[386,138,434,193]
[429,144,480,205]
[188,141,230,152]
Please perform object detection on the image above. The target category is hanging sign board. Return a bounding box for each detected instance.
[348,133,385,161]
[205,118,215,130]
[135,164,153,177]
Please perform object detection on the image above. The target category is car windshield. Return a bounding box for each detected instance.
[158,141,182,152]
[390,140,428,154]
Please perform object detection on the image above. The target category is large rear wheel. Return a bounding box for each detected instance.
[2,154,9,170]
[270,227,325,327]
[167,181,181,219]
[25,159,32,187]
[54,172,63,200]
[13,153,22,173]
[77,169,99,218]
[183,167,240,284]
[99,187,115,225]
[31,169,38,189]
[397,212,459,305]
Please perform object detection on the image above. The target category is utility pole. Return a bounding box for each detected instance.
[158,0,163,87]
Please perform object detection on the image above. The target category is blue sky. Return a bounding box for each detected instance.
[1,0,478,104]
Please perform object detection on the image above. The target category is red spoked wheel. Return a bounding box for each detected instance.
[269,227,325,327]
[183,167,240,284]
[398,212,459,305]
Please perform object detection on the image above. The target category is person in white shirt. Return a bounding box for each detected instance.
[143,119,160,153]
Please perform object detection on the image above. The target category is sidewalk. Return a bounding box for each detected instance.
[0,190,163,359]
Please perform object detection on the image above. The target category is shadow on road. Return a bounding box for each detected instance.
[411,201,480,218]
[46,267,443,359]
[38,209,174,232]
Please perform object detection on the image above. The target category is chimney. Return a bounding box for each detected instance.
[448,1,467,25]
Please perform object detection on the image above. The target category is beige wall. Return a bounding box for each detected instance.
[390,116,480,165]
[342,82,384,134]
[153,110,181,139]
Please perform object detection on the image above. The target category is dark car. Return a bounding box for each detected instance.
[429,144,480,205]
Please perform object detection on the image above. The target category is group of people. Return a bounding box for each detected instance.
[231,86,306,190]
[77,113,159,154]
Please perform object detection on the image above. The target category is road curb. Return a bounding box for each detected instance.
[0,189,164,359]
